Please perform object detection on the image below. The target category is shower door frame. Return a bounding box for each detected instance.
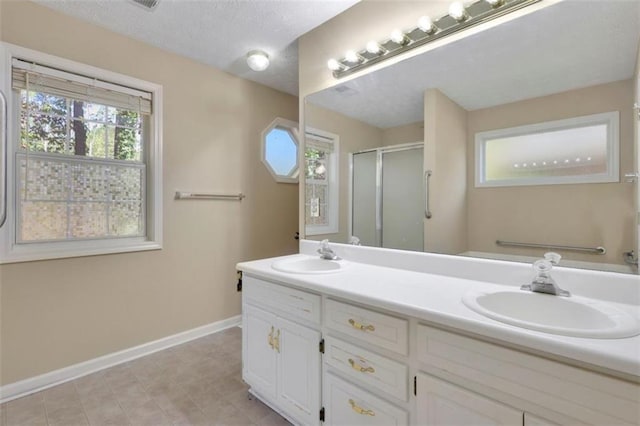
[348,141,424,248]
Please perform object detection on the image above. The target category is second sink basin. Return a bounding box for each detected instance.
[462,289,640,339]
[271,257,347,274]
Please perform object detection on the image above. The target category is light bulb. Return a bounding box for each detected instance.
[345,50,361,63]
[418,16,436,34]
[327,59,343,71]
[246,50,270,71]
[449,1,468,21]
[390,29,408,45]
[366,41,383,54]
[587,157,592,161]
[485,0,504,6]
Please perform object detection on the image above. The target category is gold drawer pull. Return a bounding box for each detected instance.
[349,399,375,416]
[273,328,280,353]
[348,318,375,332]
[348,358,375,373]
[268,326,275,349]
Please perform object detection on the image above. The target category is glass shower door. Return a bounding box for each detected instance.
[351,144,424,252]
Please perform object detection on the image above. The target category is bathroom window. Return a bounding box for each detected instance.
[261,118,299,183]
[0,45,162,263]
[475,112,619,187]
[305,128,338,235]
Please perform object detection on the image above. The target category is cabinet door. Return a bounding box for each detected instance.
[416,373,522,426]
[276,316,321,426]
[243,304,278,400]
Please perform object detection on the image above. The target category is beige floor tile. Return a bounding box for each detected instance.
[121,399,170,426]
[46,405,88,426]
[0,327,289,426]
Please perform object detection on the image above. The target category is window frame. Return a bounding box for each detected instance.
[260,117,300,184]
[304,127,339,236]
[474,111,620,188]
[0,43,163,264]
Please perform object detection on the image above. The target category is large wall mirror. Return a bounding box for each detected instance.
[303,0,640,274]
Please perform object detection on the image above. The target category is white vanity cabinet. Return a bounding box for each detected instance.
[242,276,322,426]
[240,269,640,426]
[416,373,522,426]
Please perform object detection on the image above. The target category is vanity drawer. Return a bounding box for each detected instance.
[323,372,409,426]
[325,299,409,355]
[416,324,640,425]
[243,276,321,325]
[324,336,409,401]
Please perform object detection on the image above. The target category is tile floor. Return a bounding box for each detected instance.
[0,327,291,426]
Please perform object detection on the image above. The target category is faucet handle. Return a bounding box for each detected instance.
[544,252,562,265]
[319,239,330,250]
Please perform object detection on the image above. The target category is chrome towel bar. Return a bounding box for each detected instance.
[496,240,606,255]
[175,191,245,201]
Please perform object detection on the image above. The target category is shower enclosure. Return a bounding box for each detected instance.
[350,143,424,251]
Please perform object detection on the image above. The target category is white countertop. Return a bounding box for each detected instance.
[237,253,640,380]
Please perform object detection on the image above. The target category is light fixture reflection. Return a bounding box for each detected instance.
[366,41,384,54]
[418,16,437,34]
[449,1,469,22]
[390,29,409,45]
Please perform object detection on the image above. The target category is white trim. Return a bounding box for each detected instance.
[0,42,163,263]
[304,127,339,235]
[0,315,241,404]
[260,117,300,184]
[475,111,620,188]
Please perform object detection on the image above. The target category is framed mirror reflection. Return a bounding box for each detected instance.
[303,0,640,274]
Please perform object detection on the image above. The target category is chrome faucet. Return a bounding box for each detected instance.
[317,239,339,260]
[521,252,570,297]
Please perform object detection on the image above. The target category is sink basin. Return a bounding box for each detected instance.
[271,257,347,274]
[462,289,640,338]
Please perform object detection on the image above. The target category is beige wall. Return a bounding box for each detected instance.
[424,89,468,255]
[466,80,635,265]
[0,1,298,385]
[381,122,423,146]
[305,103,381,244]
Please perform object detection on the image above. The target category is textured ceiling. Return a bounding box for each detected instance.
[308,0,640,129]
[33,0,360,96]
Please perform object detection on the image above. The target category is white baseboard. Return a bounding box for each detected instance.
[0,315,242,404]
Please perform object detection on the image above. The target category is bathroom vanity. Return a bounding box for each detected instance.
[237,241,640,426]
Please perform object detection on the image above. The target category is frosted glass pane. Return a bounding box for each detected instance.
[20,201,67,241]
[110,167,142,201]
[71,163,108,201]
[69,203,107,238]
[110,202,143,236]
[484,124,608,181]
[352,151,378,247]
[17,154,145,242]
[381,148,424,251]
[20,158,69,201]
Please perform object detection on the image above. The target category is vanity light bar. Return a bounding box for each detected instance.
[329,0,541,79]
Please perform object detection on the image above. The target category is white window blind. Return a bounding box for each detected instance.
[12,59,152,114]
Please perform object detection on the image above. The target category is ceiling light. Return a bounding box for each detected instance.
[246,50,270,72]
[390,29,410,45]
[418,16,437,34]
[485,0,505,6]
[449,2,469,22]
